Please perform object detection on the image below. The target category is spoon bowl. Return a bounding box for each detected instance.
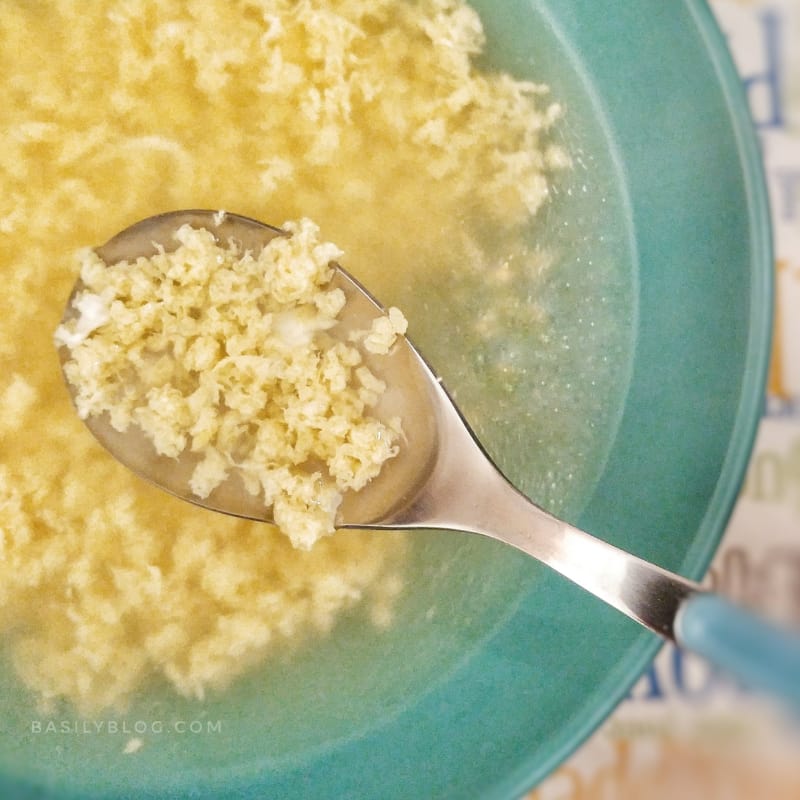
[57,210,800,714]
[58,210,439,526]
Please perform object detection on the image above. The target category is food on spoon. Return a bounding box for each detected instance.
[55,218,408,551]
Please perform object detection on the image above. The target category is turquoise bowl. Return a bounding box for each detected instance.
[0,0,771,797]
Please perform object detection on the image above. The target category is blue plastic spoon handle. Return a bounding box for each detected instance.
[675,593,800,707]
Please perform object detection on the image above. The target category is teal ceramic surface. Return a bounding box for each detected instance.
[0,0,771,798]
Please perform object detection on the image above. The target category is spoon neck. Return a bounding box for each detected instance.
[386,405,701,640]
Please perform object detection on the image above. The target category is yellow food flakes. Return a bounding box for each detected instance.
[56,219,405,550]
[359,307,410,356]
[0,0,564,714]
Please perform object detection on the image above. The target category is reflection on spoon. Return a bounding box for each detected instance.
[56,210,800,707]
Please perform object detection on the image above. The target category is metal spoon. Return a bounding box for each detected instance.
[57,210,800,706]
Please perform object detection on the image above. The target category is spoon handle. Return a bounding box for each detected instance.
[481,484,702,640]
[393,425,800,703]
[487,488,800,706]
[675,593,800,707]
[488,487,800,705]
[371,360,800,705]
[488,486,800,706]
[381,390,704,639]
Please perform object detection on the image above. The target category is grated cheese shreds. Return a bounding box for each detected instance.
[0,0,566,715]
[55,219,405,551]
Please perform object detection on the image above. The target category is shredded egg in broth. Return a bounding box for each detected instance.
[0,0,573,715]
